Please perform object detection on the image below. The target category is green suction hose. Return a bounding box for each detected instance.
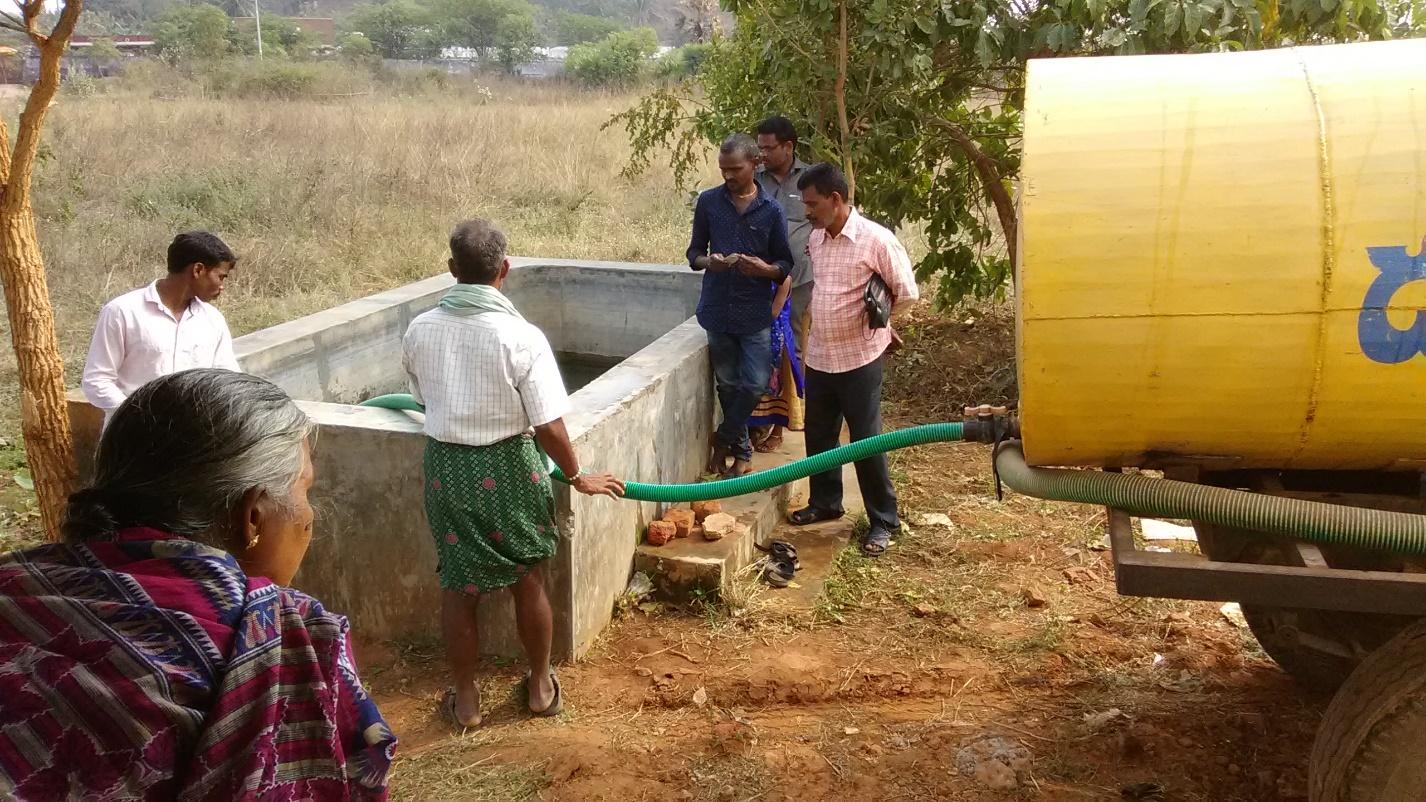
[358,393,965,502]
[362,394,427,413]
[362,393,1426,554]
[624,422,965,502]
[994,441,1426,556]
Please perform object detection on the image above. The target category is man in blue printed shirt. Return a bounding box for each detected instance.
[687,133,795,478]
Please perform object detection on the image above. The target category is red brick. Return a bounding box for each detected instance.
[664,509,695,538]
[646,521,677,546]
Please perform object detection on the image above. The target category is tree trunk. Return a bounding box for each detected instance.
[937,119,1018,269]
[0,1,85,540]
[0,212,77,539]
[833,0,856,204]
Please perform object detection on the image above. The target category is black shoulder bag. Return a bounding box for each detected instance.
[864,271,893,330]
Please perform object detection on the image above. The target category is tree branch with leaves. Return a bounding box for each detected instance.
[931,117,1016,270]
[0,0,84,540]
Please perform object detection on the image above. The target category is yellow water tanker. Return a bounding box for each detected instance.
[1018,38,1426,472]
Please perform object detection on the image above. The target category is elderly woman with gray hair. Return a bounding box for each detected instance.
[0,369,396,801]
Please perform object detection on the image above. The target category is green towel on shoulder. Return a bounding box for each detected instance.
[439,283,523,318]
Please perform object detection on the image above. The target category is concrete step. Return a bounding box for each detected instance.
[752,453,866,611]
[633,439,803,602]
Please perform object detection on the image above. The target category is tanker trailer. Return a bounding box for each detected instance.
[995,37,1426,800]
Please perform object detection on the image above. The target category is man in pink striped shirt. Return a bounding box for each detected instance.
[787,163,919,557]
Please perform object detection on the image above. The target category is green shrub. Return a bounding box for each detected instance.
[417,67,449,91]
[239,63,318,98]
[201,60,361,100]
[564,27,657,89]
[347,0,441,59]
[61,72,103,98]
[125,171,264,231]
[370,64,495,101]
[653,42,709,81]
[229,17,318,60]
[373,64,443,93]
[152,4,232,64]
[437,0,539,73]
[88,39,124,69]
[339,32,377,60]
[108,59,205,98]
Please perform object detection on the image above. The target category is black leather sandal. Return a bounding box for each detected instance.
[861,527,894,558]
[768,539,800,570]
[762,556,796,588]
[788,507,843,526]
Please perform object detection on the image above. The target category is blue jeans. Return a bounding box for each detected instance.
[707,327,773,462]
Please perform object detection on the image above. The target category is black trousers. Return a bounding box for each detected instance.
[804,356,899,531]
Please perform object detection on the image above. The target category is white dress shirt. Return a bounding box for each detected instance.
[402,306,570,448]
[81,282,240,418]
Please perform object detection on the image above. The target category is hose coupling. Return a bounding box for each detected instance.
[962,405,1019,444]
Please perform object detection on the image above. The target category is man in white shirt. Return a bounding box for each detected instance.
[403,218,623,729]
[82,231,241,424]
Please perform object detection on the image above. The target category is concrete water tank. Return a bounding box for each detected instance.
[1017,38,1426,471]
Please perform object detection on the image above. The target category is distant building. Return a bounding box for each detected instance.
[22,37,146,84]
[69,35,157,54]
[516,46,567,79]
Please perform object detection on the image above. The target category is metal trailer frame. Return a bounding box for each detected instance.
[1105,508,1426,616]
[957,408,1426,618]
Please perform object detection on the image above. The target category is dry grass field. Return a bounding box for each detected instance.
[0,66,712,545]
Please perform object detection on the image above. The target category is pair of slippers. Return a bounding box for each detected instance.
[760,539,800,587]
[440,670,563,729]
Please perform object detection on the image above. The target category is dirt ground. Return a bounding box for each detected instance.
[358,306,1325,801]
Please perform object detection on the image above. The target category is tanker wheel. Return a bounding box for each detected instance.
[1194,522,1416,693]
[1310,618,1426,800]
[1237,606,1412,693]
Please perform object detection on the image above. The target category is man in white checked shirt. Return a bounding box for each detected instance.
[785,163,920,558]
[403,219,623,729]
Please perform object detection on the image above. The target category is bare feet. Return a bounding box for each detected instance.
[723,458,753,478]
[708,443,731,475]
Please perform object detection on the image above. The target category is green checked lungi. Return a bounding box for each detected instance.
[423,434,559,594]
